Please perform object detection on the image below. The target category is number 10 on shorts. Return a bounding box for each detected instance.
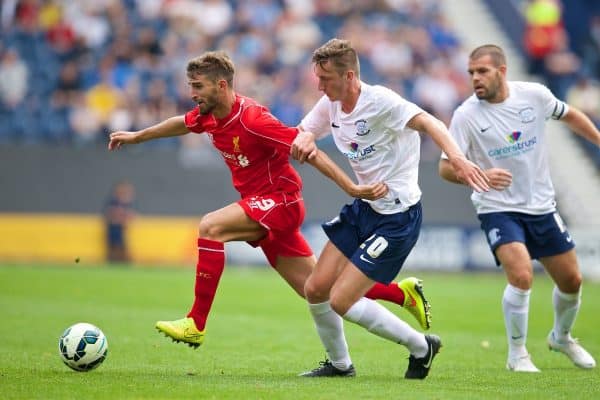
[360,234,389,259]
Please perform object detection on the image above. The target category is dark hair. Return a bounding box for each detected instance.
[469,44,506,67]
[186,51,235,86]
[312,38,360,77]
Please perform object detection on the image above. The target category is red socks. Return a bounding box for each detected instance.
[186,237,404,330]
[365,282,405,306]
[187,238,225,331]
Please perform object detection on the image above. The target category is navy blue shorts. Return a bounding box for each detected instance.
[478,211,575,266]
[322,199,422,284]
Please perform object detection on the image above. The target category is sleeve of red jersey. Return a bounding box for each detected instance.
[240,105,299,152]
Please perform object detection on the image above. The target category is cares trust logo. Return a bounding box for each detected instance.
[487,131,537,159]
[506,131,521,144]
[343,142,376,160]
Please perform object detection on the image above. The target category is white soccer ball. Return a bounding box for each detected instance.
[58,322,108,372]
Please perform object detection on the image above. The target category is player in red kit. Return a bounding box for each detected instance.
[108,51,431,352]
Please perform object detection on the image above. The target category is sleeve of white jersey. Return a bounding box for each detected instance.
[299,95,332,140]
[388,92,423,132]
[441,109,470,160]
[533,82,569,120]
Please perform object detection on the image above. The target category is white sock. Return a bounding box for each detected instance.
[343,297,428,357]
[552,285,581,342]
[502,284,530,359]
[308,301,352,370]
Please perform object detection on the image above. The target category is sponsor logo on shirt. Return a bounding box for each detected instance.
[486,132,537,159]
[343,142,376,160]
[355,119,371,136]
[237,154,249,167]
[221,151,250,167]
[506,131,521,144]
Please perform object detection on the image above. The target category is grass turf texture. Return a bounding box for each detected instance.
[1,264,598,399]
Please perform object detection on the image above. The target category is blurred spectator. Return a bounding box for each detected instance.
[582,15,600,78]
[523,0,564,75]
[103,181,136,264]
[1,0,19,30]
[276,8,321,65]
[0,47,28,108]
[542,30,581,99]
[411,60,460,124]
[566,75,600,123]
[69,92,102,145]
[85,56,124,130]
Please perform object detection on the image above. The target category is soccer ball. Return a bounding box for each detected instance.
[58,322,108,372]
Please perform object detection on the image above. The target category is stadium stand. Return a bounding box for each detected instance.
[0,0,468,159]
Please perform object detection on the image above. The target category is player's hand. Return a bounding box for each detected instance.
[348,182,388,200]
[108,131,139,151]
[291,131,318,163]
[450,156,490,192]
[485,168,512,190]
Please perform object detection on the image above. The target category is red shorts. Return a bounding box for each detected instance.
[238,192,313,267]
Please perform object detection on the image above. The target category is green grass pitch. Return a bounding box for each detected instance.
[1,264,598,399]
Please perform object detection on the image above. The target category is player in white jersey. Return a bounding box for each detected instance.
[440,44,600,373]
[292,38,490,379]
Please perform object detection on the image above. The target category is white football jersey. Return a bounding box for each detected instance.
[443,81,568,214]
[301,82,423,214]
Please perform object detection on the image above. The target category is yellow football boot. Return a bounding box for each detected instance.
[397,277,432,330]
[155,317,205,348]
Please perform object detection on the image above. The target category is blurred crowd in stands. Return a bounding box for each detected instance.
[0,0,466,159]
[0,0,597,164]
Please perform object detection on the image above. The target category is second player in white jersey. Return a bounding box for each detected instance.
[439,44,599,373]
[293,38,489,379]
[444,81,568,214]
[301,82,423,213]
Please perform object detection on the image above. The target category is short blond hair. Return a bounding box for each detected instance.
[312,38,360,77]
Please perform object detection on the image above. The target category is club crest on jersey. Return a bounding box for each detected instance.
[506,131,522,144]
[232,136,241,152]
[519,107,535,123]
[354,119,371,136]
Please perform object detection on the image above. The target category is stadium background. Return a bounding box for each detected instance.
[0,0,598,278]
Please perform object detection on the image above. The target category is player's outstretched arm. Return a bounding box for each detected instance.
[307,149,388,200]
[408,112,490,192]
[439,159,512,191]
[561,106,600,147]
[108,116,189,150]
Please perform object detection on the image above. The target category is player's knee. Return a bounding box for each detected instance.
[509,269,533,290]
[304,277,328,303]
[329,292,351,316]
[198,214,224,240]
[559,271,582,293]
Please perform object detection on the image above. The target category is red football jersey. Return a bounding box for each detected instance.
[184,94,302,198]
